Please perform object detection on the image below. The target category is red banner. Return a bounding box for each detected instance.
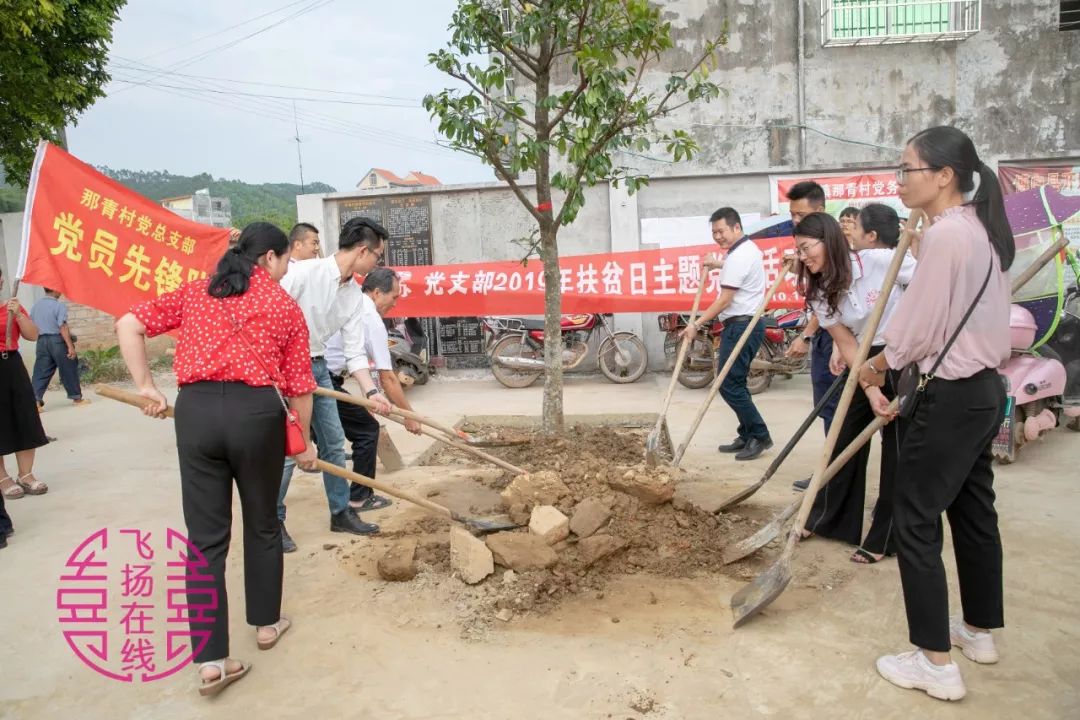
[17,143,229,317]
[774,172,900,205]
[997,164,1080,195]
[387,236,800,318]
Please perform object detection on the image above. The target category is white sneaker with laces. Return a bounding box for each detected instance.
[876,649,967,701]
[950,616,999,664]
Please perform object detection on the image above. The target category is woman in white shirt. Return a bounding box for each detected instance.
[794,206,916,563]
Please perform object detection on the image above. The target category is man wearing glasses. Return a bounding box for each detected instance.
[277,217,393,545]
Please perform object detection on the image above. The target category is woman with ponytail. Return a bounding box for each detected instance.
[116,222,318,697]
[858,127,1014,701]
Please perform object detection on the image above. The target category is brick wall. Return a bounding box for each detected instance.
[66,302,173,356]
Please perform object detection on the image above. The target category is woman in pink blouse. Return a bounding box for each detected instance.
[858,127,1014,701]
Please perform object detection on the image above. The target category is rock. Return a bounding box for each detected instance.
[608,470,675,506]
[528,505,570,545]
[322,543,338,550]
[508,502,531,526]
[578,534,628,567]
[485,531,559,571]
[500,471,570,511]
[502,569,517,585]
[672,481,728,514]
[569,498,612,538]
[449,526,494,585]
[495,608,513,622]
[376,539,417,581]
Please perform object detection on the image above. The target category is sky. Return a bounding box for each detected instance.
[68,0,492,191]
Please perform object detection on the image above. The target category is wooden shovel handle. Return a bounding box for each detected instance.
[673,257,794,466]
[656,266,709,424]
[313,386,467,442]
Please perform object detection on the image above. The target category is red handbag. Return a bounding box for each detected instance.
[223,303,307,456]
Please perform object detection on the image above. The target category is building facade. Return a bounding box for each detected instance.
[160,190,232,228]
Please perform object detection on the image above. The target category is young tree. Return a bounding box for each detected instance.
[425,0,724,434]
[0,0,127,185]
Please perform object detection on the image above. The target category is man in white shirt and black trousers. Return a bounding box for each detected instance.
[325,267,422,521]
[681,207,773,460]
[277,217,392,550]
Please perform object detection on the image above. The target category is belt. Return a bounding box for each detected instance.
[722,314,755,324]
[310,355,324,362]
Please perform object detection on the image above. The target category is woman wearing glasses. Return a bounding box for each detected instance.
[859,126,1013,701]
[793,205,915,564]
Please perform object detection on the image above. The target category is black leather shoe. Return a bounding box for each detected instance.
[330,509,379,535]
[735,437,773,461]
[792,477,811,491]
[0,534,7,549]
[349,494,392,512]
[280,522,297,553]
[717,437,747,453]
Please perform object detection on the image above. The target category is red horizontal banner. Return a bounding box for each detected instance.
[17,143,230,318]
[775,172,899,204]
[387,236,800,318]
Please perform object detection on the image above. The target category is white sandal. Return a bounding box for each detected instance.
[0,475,24,500]
[198,658,251,697]
[257,616,291,651]
[16,472,47,496]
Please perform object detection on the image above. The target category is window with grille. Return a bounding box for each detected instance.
[821,0,981,46]
[1063,1,1080,31]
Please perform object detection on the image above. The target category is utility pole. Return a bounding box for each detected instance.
[292,100,305,193]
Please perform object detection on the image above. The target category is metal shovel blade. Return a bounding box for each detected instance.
[644,428,662,467]
[730,560,792,628]
[721,500,797,565]
[461,514,520,533]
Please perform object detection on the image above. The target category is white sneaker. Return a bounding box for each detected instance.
[876,649,967,701]
[950,616,999,664]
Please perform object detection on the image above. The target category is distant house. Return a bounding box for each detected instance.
[356,168,442,190]
[161,188,232,228]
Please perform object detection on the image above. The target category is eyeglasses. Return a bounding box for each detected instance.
[895,166,940,185]
[794,239,821,258]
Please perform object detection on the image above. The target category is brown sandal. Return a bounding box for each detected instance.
[257,616,291,650]
[16,473,48,496]
[0,475,25,499]
[198,659,251,697]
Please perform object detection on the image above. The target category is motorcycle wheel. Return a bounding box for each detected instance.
[747,344,774,395]
[490,335,543,388]
[598,332,648,384]
[1068,416,1080,432]
[677,336,714,389]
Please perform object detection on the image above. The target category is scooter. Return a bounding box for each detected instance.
[385,317,431,387]
[994,251,1080,463]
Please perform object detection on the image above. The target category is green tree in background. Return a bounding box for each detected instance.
[0,0,127,185]
[425,0,724,434]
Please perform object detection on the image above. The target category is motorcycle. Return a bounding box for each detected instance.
[385,317,432,387]
[658,308,808,393]
[482,313,648,388]
[994,248,1080,463]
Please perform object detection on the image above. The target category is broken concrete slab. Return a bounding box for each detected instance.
[529,505,570,545]
[608,469,675,506]
[485,531,559,571]
[450,526,494,585]
[500,471,571,510]
[569,498,613,538]
[377,538,418,581]
[578,534,628,567]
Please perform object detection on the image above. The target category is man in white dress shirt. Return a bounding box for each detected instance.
[277,217,392,550]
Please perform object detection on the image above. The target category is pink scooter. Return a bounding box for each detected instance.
[994,304,1079,463]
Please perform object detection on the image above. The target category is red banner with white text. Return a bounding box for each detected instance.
[386,237,800,318]
[17,142,230,317]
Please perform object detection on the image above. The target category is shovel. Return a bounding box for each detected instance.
[94,384,520,534]
[672,258,795,467]
[323,387,528,476]
[728,211,924,629]
[645,266,710,467]
[716,372,845,513]
[313,386,528,448]
[721,400,896,566]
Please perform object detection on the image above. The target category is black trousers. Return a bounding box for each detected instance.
[175,382,285,663]
[329,374,379,502]
[806,354,902,555]
[894,368,1006,652]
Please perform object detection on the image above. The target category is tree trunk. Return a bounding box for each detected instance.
[539,222,564,435]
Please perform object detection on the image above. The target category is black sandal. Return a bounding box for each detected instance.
[850,547,885,564]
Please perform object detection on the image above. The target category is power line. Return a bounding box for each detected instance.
[109,78,421,108]
[108,59,419,103]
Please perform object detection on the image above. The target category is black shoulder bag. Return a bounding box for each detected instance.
[895,253,994,419]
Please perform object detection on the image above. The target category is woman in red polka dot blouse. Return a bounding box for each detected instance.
[115,222,317,697]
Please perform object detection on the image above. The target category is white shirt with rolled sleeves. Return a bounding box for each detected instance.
[718,237,767,319]
[809,248,917,346]
[279,256,367,374]
[326,293,392,377]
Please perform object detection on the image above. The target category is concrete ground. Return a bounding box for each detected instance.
[1,371,1078,719]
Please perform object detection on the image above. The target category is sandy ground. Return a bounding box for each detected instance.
[1,371,1078,719]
